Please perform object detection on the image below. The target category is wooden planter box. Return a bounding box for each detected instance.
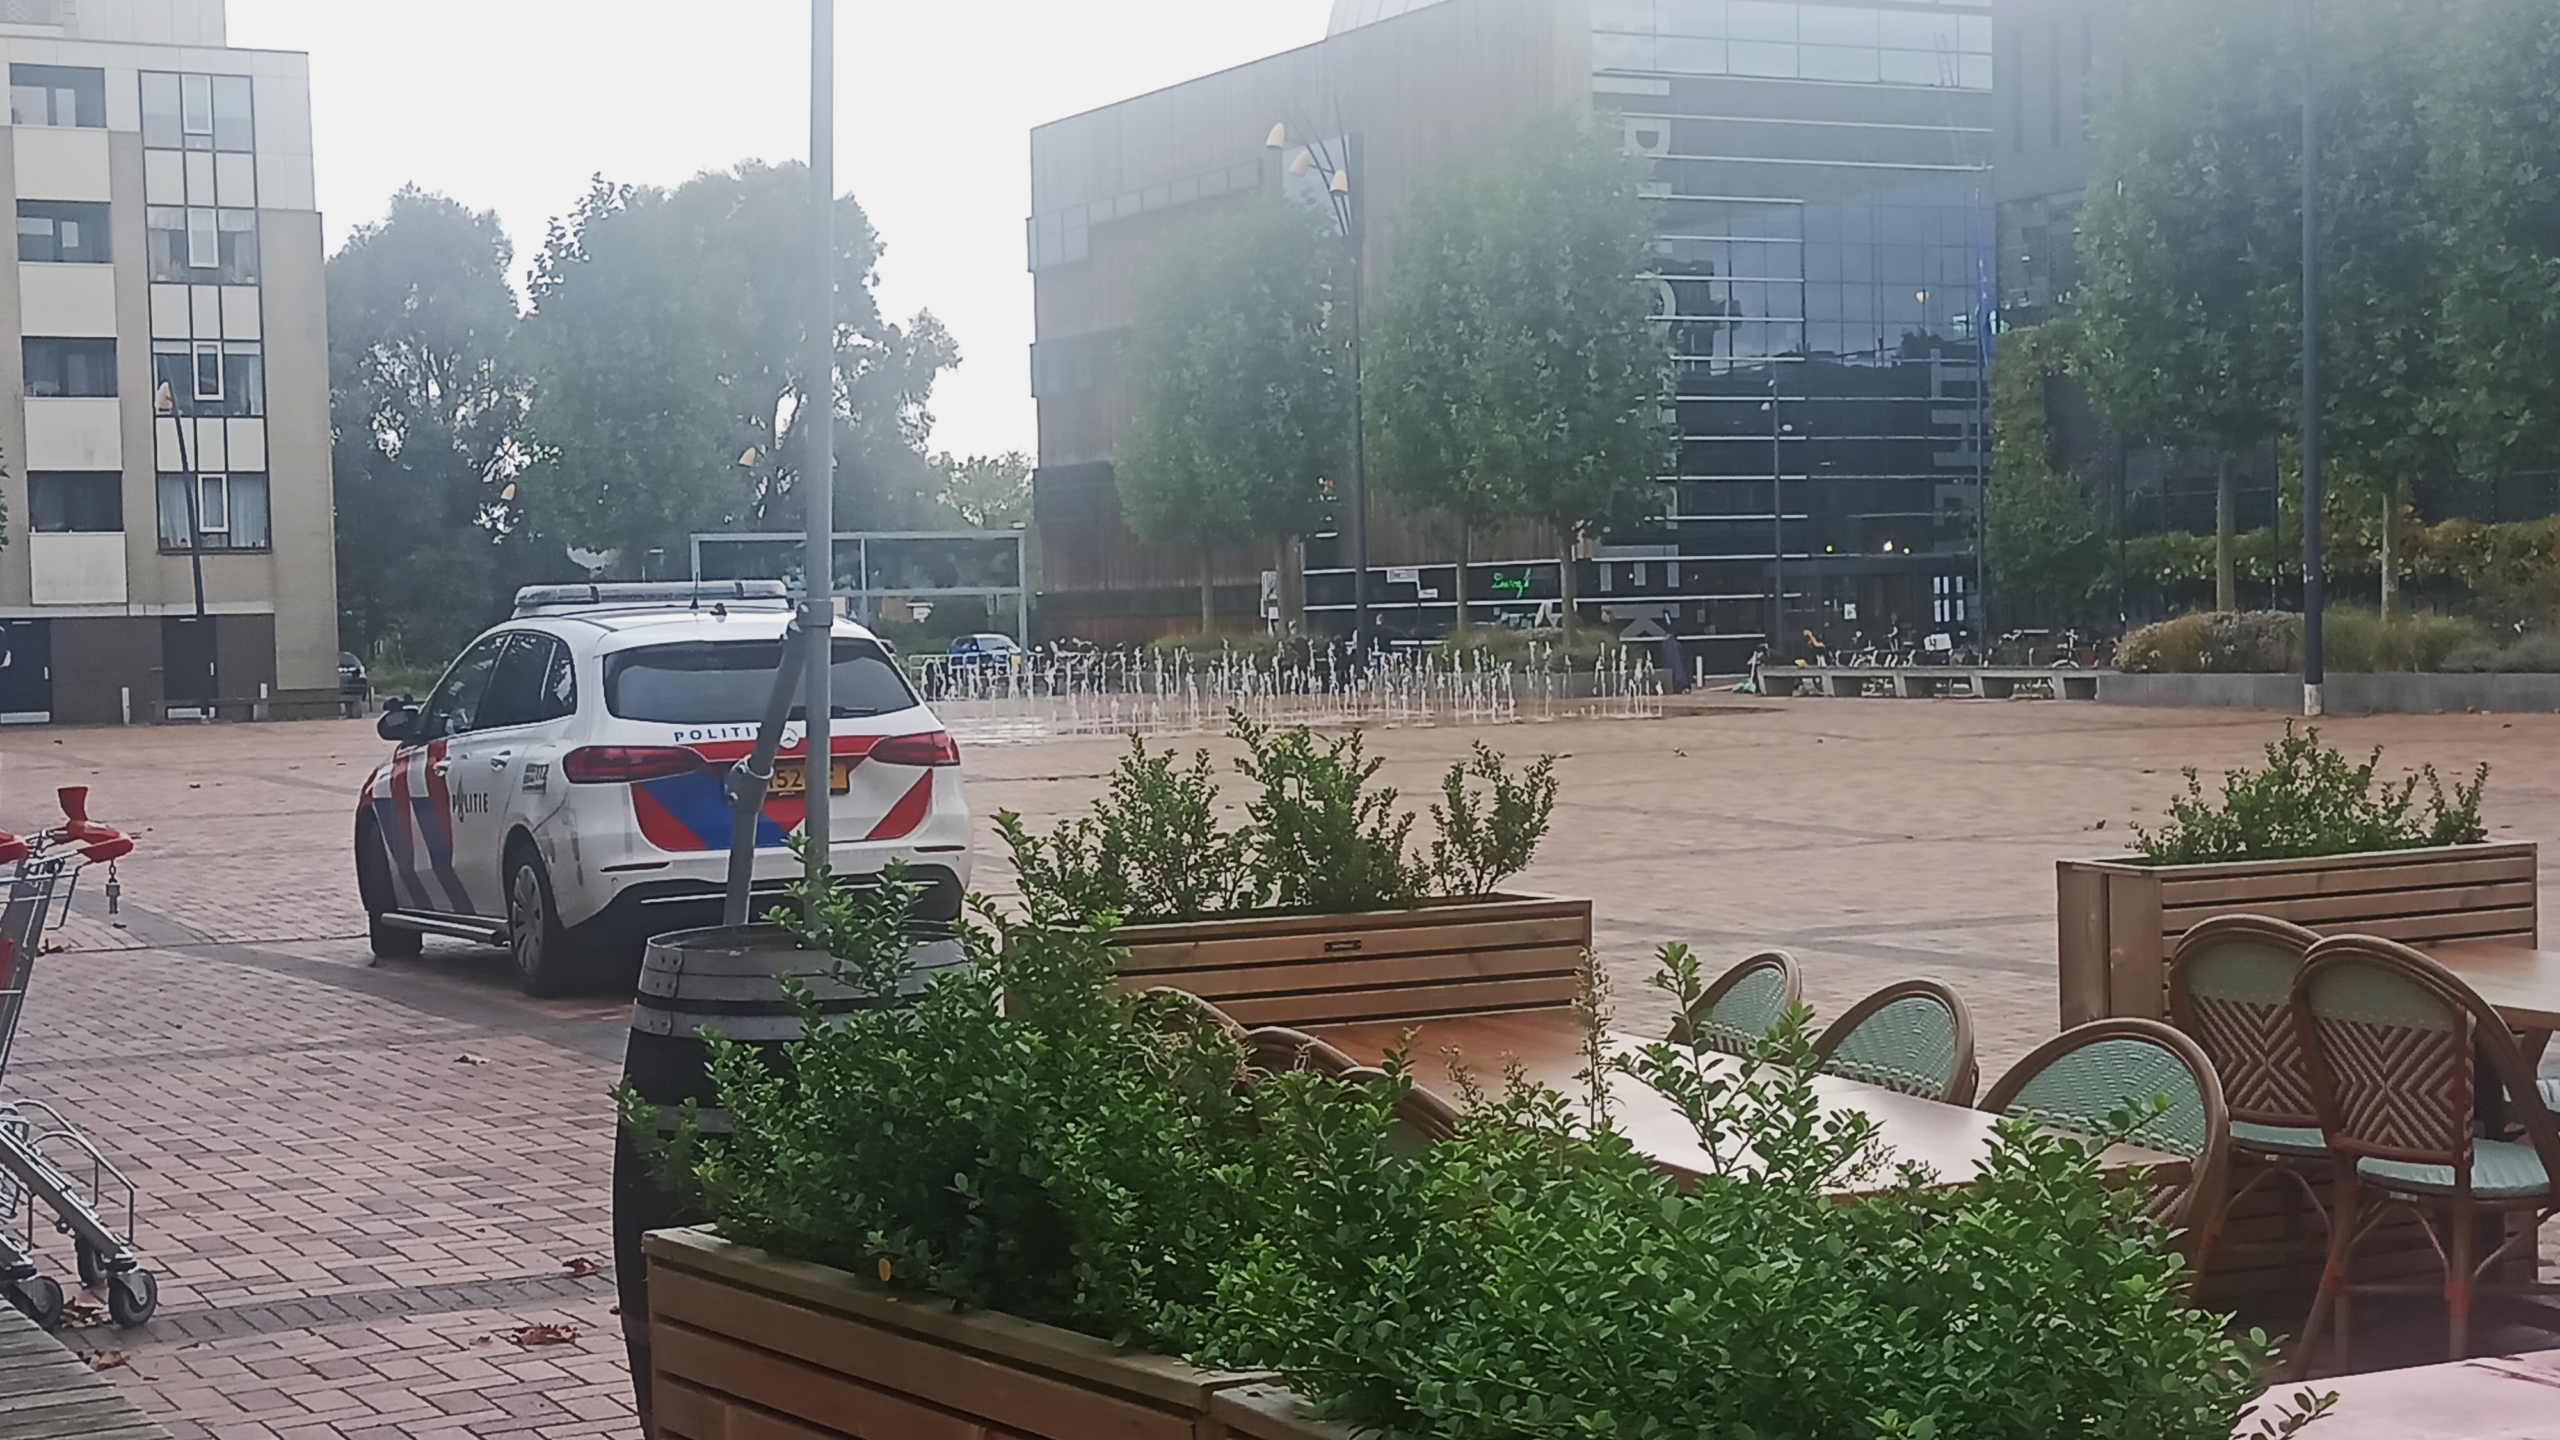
[1108,893,1593,1031]
[2056,842,2539,1027]
[644,1227,1286,1440]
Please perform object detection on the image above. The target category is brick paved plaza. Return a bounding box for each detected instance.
[0,696,2553,1436]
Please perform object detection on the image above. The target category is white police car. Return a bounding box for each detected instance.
[354,582,973,995]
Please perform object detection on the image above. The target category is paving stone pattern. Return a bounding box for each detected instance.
[0,701,2552,1434]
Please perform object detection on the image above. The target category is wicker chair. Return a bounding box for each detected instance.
[1143,987,1249,1044]
[1670,949,1806,1056]
[1338,1065,1463,1148]
[1981,1018,2232,1253]
[1811,979,1978,1104]
[2167,915,2328,1270]
[2290,935,2560,1373]
[1241,1026,1358,1078]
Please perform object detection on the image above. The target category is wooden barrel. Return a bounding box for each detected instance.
[612,922,963,1428]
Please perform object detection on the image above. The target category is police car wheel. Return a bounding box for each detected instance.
[506,845,583,998]
[358,821,423,960]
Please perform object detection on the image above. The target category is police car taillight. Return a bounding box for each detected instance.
[563,746,705,784]
[869,731,961,767]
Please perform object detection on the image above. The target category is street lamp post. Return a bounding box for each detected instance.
[801,0,836,906]
[1269,124,1370,658]
[2300,0,2324,719]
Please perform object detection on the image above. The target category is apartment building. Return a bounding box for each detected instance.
[0,0,332,724]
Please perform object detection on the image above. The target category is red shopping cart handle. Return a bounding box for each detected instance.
[77,836,131,864]
[48,786,118,845]
[0,834,24,866]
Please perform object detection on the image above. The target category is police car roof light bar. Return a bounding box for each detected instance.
[511,580,792,618]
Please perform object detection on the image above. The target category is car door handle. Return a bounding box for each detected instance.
[428,759,451,778]
[488,751,513,771]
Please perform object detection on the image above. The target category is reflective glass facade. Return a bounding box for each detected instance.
[1597,0,1994,656]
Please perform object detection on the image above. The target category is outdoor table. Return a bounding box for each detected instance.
[2425,941,2560,1040]
[1305,1010,2190,1195]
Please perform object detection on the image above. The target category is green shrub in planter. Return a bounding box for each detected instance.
[1196,944,2326,1440]
[2134,723,2488,865]
[995,714,1560,922]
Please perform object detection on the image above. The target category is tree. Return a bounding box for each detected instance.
[329,187,532,664]
[518,164,958,572]
[1985,325,2109,627]
[1370,115,1671,631]
[1117,199,1345,630]
[2076,0,2304,615]
[934,451,1032,530]
[2428,0,2560,503]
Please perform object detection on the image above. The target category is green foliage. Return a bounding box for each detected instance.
[1369,115,1671,598]
[1232,717,1425,914]
[2116,612,2302,675]
[519,164,957,566]
[2076,0,2301,460]
[1986,324,2110,627]
[1198,944,2301,1440]
[636,891,1252,1348]
[991,739,1255,925]
[328,187,538,661]
[1427,743,1559,898]
[2114,608,2493,673]
[647,881,2320,1437]
[2133,723,2489,865]
[932,451,1032,530]
[1118,199,1345,618]
[998,717,1558,921]
[2320,608,2489,672]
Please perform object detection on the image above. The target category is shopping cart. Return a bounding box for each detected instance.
[0,787,157,1330]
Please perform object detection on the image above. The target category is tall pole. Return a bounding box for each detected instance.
[1344,143,1371,661]
[2299,0,2325,719]
[801,0,836,906]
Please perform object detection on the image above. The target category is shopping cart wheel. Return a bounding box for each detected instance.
[8,1273,62,1331]
[74,1239,102,1291]
[107,1268,155,1328]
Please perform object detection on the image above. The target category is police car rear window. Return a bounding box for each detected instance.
[602,639,917,725]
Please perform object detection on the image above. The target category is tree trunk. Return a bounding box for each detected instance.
[1199,542,1215,634]
[1452,527,1472,631]
[2214,452,2238,614]
[1276,536,1306,634]
[1557,537,1579,634]
[2379,489,2398,621]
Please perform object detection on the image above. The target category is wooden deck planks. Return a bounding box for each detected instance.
[0,1304,166,1440]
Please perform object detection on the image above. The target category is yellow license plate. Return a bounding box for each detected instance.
[770,760,852,797]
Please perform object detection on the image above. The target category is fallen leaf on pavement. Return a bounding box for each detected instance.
[86,1351,126,1370]
[61,1299,105,1327]
[456,1054,490,1067]
[507,1323,580,1347]
[468,1335,492,1347]
[561,1256,601,1278]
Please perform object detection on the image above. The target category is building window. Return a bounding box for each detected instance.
[9,65,104,129]
[157,472,268,551]
[146,207,258,283]
[23,338,116,398]
[152,341,262,417]
[29,473,121,533]
[16,202,110,264]
[140,71,251,152]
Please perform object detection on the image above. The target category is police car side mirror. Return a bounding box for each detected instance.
[377,703,421,744]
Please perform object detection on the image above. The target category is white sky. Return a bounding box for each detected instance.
[223,0,1338,462]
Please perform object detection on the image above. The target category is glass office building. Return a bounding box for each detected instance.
[1582,0,1995,658]
[1033,0,1991,654]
